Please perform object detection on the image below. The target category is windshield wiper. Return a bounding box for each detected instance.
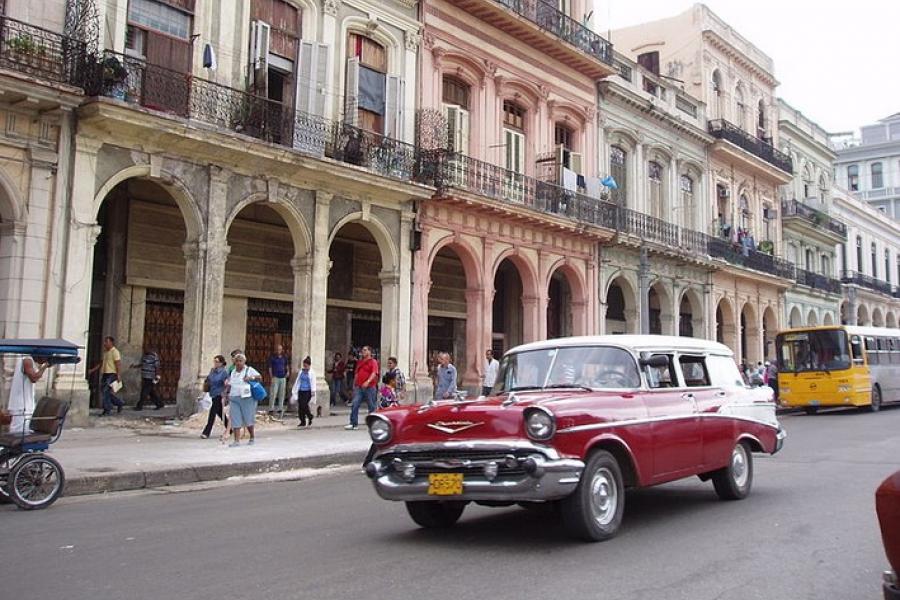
[509,386,543,392]
[543,384,594,392]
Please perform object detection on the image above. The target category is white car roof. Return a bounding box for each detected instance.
[508,335,734,357]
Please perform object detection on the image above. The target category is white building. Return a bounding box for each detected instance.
[834,114,900,220]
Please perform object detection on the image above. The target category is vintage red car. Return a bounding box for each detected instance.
[877,470,900,599]
[364,335,785,541]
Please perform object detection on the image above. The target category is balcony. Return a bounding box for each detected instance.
[781,199,848,243]
[0,16,86,88]
[795,269,842,295]
[85,51,425,185]
[841,271,894,296]
[708,236,795,280]
[708,119,793,180]
[445,0,615,78]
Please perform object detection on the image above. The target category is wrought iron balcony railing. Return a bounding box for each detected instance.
[86,51,424,184]
[708,236,796,280]
[781,199,847,239]
[841,271,894,296]
[796,268,842,295]
[495,0,613,65]
[708,119,793,174]
[0,16,87,86]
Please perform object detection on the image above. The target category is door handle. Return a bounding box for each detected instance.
[681,392,695,400]
[714,390,727,398]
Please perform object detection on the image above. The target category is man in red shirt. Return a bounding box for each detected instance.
[345,345,379,430]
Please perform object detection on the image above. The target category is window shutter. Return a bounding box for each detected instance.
[444,104,457,151]
[569,152,584,175]
[250,20,271,72]
[458,108,469,154]
[297,41,329,117]
[344,56,359,125]
[314,43,329,118]
[385,75,404,138]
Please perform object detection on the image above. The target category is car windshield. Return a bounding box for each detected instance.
[776,329,850,373]
[493,346,641,394]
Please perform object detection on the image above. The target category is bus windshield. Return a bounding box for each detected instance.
[776,329,850,373]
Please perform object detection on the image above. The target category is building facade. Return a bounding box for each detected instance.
[834,114,900,220]
[777,99,844,328]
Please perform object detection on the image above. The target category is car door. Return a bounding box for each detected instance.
[641,353,703,480]
[679,354,731,470]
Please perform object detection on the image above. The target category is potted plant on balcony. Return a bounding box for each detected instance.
[758,240,774,255]
[5,34,46,70]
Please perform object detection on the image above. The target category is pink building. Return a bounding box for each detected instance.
[410,0,618,395]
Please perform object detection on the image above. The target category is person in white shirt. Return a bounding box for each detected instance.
[223,353,261,447]
[482,349,499,397]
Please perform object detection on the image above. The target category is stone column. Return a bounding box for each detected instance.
[522,295,540,343]
[291,255,313,367]
[176,241,206,417]
[396,210,415,371]
[379,269,401,363]
[321,1,338,122]
[309,191,332,402]
[0,221,26,339]
[463,287,484,391]
[402,32,420,144]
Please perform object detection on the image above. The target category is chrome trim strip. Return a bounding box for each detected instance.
[557,412,779,434]
[377,440,561,461]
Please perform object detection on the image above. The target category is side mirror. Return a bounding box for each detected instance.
[640,354,670,369]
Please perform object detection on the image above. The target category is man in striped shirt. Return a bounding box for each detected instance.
[132,346,164,410]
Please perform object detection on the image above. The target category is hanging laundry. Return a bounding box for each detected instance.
[358,66,386,115]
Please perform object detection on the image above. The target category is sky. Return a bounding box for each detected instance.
[592,0,900,134]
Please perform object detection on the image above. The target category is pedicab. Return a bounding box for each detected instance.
[0,339,80,510]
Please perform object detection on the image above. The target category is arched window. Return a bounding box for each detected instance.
[710,70,723,119]
[442,76,470,153]
[757,99,766,138]
[886,249,892,283]
[680,174,695,229]
[609,145,627,206]
[872,162,884,189]
[739,193,750,230]
[871,242,878,276]
[802,166,814,200]
[502,100,526,174]
[735,85,747,130]
[847,164,859,191]
[648,161,664,219]
[821,254,831,277]
[346,32,387,132]
[805,249,814,271]
[554,122,581,173]
[856,235,863,272]
[819,174,829,201]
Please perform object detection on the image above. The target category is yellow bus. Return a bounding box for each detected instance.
[775,325,900,414]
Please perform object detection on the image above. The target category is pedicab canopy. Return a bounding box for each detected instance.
[0,339,81,364]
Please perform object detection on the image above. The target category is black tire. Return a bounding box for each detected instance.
[803,406,819,415]
[866,386,882,413]
[712,441,753,501]
[560,450,625,542]
[405,501,466,529]
[9,454,65,510]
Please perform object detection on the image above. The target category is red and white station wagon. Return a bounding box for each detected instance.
[364,335,786,541]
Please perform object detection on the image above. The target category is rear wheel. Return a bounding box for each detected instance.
[866,386,882,413]
[712,441,753,500]
[405,501,466,529]
[560,450,624,542]
[9,454,65,510]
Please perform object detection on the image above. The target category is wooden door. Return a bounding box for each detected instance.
[246,302,293,387]
[143,291,184,403]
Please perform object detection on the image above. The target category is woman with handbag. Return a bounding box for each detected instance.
[223,353,263,447]
[201,355,230,439]
[290,356,316,428]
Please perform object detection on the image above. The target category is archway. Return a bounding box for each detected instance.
[807,309,819,327]
[647,282,673,335]
[492,258,526,354]
[0,178,21,339]
[715,297,735,350]
[678,288,703,338]
[427,244,477,388]
[605,275,637,334]
[546,264,587,338]
[857,304,870,326]
[887,312,898,328]
[762,306,778,361]
[86,178,193,410]
[740,303,760,365]
[789,306,803,328]
[872,307,885,328]
[224,201,303,392]
[840,301,850,325]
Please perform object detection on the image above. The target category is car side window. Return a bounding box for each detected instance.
[645,354,677,389]
[679,355,710,387]
[706,355,747,388]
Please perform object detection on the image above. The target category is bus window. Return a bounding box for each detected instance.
[850,336,864,365]
[865,337,877,365]
[775,329,851,372]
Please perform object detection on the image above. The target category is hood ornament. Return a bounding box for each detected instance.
[427,420,484,434]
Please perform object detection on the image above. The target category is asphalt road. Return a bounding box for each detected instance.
[2,407,899,600]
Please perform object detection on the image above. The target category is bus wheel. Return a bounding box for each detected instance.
[803,407,818,415]
[866,386,882,413]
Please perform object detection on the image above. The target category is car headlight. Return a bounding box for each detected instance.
[524,408,555,441]
[368,416,392,444]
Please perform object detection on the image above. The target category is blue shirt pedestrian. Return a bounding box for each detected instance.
[298,369,311,392]
[206,366,229,398]
[435,362,458,400]
[269,354,289,379]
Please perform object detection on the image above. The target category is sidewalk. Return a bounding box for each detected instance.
[50,407,372,497]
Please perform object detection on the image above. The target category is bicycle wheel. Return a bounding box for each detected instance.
[9,454,65,510]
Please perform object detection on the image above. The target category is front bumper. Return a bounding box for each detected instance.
[885,571,900,600]
[366,441,585,502]
[774,426,786,454]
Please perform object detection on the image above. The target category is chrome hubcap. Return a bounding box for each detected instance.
[732,445,748,489]
[590,467,617,526]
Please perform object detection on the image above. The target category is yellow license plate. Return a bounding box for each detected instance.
[427,473,464,496]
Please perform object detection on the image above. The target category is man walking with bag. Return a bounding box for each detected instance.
[132,345,164,410]
[345,346,378,431]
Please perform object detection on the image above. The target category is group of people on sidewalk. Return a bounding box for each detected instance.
[88,336,164,416]
[328,346,406,431]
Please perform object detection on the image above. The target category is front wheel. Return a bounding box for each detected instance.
[560,450,625,542]
[866,386,882,413]
[9,454,65,510]
[803,406,819,415]
[405,501,466,529]
[712,441,753,500]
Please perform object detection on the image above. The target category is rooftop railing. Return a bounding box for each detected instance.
[708,119,793,174]
[495,0,613,64]
[841,271,894,296]
[86,51,424,184]
[0,16,87,86]
[781,199,847,239]
[796,268,842,295]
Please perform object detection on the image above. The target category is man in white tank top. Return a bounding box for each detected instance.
[8,354,49,433]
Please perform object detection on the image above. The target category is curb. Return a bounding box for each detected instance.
[64,450,365,497]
